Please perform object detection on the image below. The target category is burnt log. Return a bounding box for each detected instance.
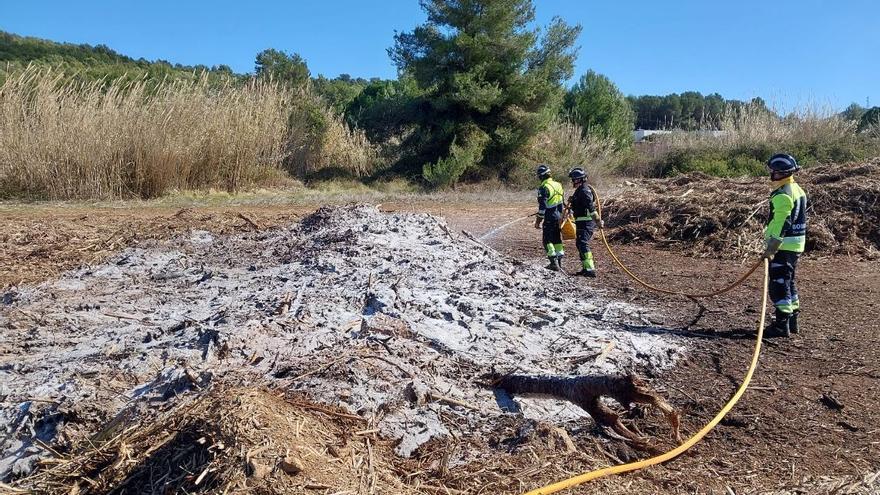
[492,373,681,449]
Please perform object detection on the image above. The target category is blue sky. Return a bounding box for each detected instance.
[2,0,878,112]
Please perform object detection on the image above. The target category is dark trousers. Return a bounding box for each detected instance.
[769,250,800,314]
[542,209,563,257]
[575,219,596,269]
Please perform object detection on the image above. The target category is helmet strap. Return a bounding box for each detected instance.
[770,170,793,181]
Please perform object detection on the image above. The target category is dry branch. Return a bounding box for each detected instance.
[492,373,681,450]
[237,213,261,231]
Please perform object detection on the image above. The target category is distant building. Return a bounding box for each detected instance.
[633,129,672,142]
[633,129,727,143]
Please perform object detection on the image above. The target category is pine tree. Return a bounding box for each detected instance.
[390,0,580,186]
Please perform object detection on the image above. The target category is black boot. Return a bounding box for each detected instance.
[789,310,799,334]
[764,310,790,338]
[576,269,597,278]
[544,257,560,271]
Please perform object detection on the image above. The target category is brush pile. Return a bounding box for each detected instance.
[602,161,880,259]
[19,386,413,494]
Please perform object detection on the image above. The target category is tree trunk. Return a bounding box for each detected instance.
[493,373,681,449]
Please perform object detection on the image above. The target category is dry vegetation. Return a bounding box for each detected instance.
[19,386,415,495]
[624,102,879,178]
[0,67,376,200]
[677,103,857,151]
[602,160,880,259]
[1,66,877,201]
[515,117,617,185]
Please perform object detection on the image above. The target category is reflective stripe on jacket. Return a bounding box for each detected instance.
[765,178,807,253]
[537,178,564,218]
[569,183,597,221]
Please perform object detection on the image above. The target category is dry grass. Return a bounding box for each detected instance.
[515,117,617,185]
[665,102,859,151]
[623,102,879,177]
[0,67,378,200]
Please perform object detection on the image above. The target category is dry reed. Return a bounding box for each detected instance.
[658,101,860,151]
[0,66,377,200]
[519,117,617,185]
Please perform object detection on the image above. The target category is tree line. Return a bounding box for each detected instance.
[627,93,770,130]
[3,3,879,189]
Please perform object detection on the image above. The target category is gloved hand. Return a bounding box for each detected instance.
[534,217,542,230]
[763,237,782,259]
[596,218,605,229]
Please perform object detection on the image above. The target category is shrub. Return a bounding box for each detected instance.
[858,107,880,133]
[660,149,766,177]
[422,126,489,189]
[284,89,378,181]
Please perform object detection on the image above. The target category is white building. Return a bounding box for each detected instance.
[633,129,727,143]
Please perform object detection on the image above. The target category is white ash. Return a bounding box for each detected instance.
[0,204,683,477]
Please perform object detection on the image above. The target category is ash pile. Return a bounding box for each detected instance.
[0,204,682,481]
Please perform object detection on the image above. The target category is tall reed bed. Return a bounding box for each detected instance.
[666,102,859,151]
[0,67,376,199]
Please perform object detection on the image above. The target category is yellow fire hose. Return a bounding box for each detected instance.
[524,259,767,494]
[588,185,762,298]
[523,187,770,495]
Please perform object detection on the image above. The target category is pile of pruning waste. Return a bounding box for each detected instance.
[602,161,880,259]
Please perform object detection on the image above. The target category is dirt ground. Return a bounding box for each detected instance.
[475,206,880,494]
[2,196,879,494]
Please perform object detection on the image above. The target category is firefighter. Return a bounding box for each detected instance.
[534,164,565,271]
[567,167,604,277]
[763,153,808,338]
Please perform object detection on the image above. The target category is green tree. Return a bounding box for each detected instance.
[704,93,725,127]
[312,74,368,113]
[254,48,309,87]
[389,0,581,185]
[678,91,705,130]
[423,125,489,188]
[345,77,422,142]
[858,106,880,132]
[629,94,660,129]
[842,102,867,122]
[627,92,772,130]
[658,94,682,128]
[212,64,234,75]
[564,70,634,149]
